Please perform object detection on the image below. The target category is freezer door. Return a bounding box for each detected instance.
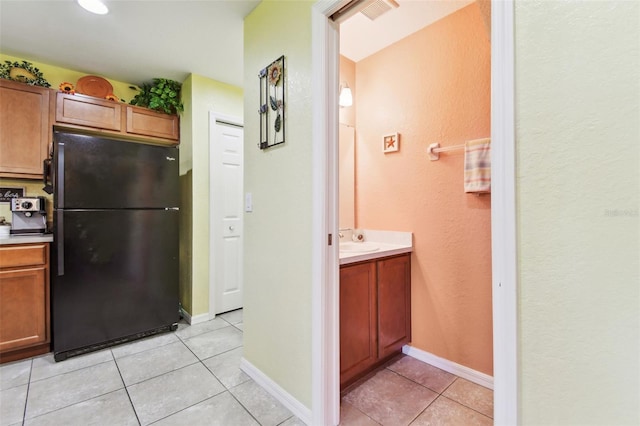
[53,132,179,209]
[51,209,179,355]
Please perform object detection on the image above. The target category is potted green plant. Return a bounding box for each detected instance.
[130,78,183,114]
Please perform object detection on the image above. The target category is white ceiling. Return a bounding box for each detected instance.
[0,0,261,87]
[340,0,474,63]
[0,0,474,88]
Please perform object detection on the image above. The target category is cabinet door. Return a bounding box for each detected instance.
[340,261,377,388]
[0,80,50,178]
[56,92,122,131]
[377,254,411,359]
[126,106,179,142]
[0,267,48,352]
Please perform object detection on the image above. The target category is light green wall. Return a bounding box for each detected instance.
[182,74,243,316]
[0,52,244,319]
[244,0,314,408]
[515,1,639,424]
[0,53,138,102]
[0,54,137,225]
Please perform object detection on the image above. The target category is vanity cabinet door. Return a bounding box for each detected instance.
[340,261,377,388]
[377,254,411,359]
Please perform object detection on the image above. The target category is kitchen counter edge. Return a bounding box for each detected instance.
[0,234,54,245]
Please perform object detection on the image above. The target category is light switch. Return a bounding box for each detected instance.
[245,192,253,212]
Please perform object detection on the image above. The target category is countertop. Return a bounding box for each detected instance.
[0,234,54,246]
[339,229,412,266]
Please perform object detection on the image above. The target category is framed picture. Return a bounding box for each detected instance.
[382,133,399,153]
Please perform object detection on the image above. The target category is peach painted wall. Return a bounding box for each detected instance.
[339,55,356,127]
[339,56,356,228]
[354,4,492,374]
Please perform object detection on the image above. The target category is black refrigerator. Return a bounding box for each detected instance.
[49,131,179,361]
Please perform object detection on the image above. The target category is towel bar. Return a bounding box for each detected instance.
[428,142,465,160]
[427,138,489,161]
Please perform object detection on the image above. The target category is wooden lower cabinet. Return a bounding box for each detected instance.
[340,253,411,390]
[340,262,377,386]
[0,243,51,363]
[377,255,412,359]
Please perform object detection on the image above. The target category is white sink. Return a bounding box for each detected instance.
[339,242,380,253]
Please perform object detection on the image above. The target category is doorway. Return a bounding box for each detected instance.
[209,112,244,317]
[339,0,493,385]
[310,1,517,425]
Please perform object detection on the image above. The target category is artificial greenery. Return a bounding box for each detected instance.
[129,78,183,114]
[0,60,51,87]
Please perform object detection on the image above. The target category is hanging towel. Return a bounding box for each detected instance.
[464,138,491,193]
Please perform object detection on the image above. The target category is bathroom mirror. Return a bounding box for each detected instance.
[339,123,355,229]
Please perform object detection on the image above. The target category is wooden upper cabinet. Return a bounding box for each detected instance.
[0,80,51,179]
[56,92,122,131]
[126,105,179,141]
[54,92,179,145]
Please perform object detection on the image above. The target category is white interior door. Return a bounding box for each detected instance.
[209,113,244,316]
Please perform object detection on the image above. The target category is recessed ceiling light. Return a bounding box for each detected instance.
[77,0,108,15]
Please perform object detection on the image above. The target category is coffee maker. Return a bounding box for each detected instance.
[10,197,47,234]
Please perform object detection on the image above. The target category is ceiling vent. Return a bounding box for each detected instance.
[360,0,399,21]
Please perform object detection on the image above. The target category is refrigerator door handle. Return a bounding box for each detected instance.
[57,142,65,206]
[57,213,64,276]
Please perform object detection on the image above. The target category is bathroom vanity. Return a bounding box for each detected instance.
[339,230,412,391]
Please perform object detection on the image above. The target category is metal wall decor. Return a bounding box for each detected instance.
[259,55,285,149]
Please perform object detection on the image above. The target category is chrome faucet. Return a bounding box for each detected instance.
[338,228,352,239]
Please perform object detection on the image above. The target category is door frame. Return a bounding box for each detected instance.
[208,111,244,319]
[310,1,518,425]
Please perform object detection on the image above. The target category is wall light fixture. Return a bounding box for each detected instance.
[339,82,353,107]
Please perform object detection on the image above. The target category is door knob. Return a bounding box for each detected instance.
[229,226,234,231]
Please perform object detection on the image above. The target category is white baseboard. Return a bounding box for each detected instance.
[240,357,312,425]
[403,345,494,390]
[179,308,209,325]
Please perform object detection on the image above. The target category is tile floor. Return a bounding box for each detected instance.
[1,309,493,426]
[341,356,493,425]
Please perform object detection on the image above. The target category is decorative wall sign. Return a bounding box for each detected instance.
[0,187,25,203]
[0,60,51,87]
[259,55,285,149]
[382,133,399,153]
